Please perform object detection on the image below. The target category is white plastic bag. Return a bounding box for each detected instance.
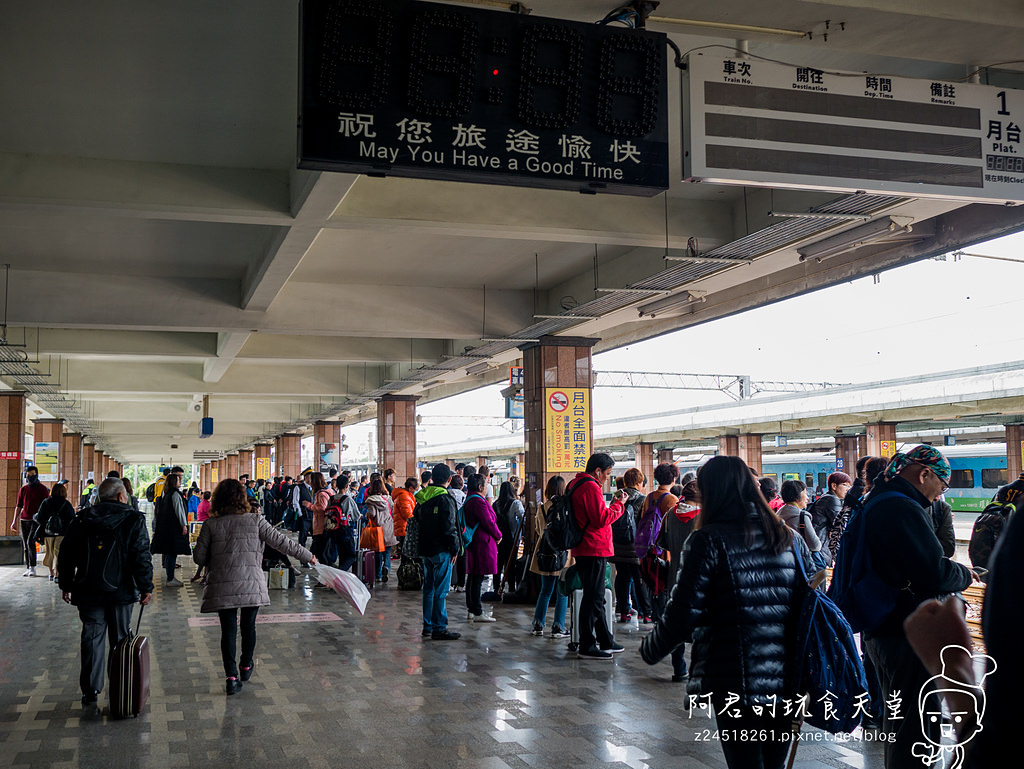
[313,563,371,615]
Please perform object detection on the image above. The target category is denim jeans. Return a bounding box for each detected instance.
[532,574,567,630]
[162,553,177,580]
[421,552,454,632]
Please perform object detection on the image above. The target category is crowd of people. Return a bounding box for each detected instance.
[9,442,1015,769]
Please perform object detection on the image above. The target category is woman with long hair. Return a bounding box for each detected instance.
[528,475,570,638]
[364,474,396,582]
[493,480,525,591]
[33,482,75,581]
[463,473,502,622]
[640,456,808,769]
[304,472,333,567]
[193,478,316,695]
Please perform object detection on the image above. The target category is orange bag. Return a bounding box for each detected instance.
[360,523,385,552]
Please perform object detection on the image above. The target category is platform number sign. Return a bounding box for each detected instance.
[299,0,669,195]
[836,457,845,471]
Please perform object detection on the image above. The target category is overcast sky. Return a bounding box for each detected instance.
[346,229,1024,456]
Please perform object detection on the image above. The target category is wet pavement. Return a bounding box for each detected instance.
[0,560,886,769]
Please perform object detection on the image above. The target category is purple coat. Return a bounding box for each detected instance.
[464,494,502,575]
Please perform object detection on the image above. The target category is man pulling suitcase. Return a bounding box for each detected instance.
[58,477,154,715]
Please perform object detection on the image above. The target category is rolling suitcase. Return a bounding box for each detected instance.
[108,605,150,719]
[355,548,376,587]
[568,588,615,652]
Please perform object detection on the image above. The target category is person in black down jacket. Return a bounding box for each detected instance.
[640,455,808,769]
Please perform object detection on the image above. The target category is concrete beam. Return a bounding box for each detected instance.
[203,332,251,383]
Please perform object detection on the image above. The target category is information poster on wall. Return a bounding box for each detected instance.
[879,440,897,458]
[544,388,590,473]
[255,457,272,481]
[211,467,219,485]
[319,443,339,474]
[34,441,59,482]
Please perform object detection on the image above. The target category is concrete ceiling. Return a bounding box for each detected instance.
[1,0,1023,463]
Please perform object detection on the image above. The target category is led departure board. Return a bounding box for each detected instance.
[299,0,669,195]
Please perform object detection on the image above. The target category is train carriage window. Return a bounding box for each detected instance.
[982,468,1008,489]
[782,473,799,482]
[817,472,828,490]
[764,473,778,482]
[805,473,814,489]
[949,469,974,489]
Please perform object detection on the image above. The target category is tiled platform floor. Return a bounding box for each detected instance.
[0,561,886,769]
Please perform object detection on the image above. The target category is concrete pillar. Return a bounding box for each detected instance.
[32,419,63,483]
[522,335,597,512]
[445,458,456,469]
[657,448,674,466]
[225,452,240,480]
[513,452,526,479]
[634,442,655,489]
[718,435,739,457]
[62,433,83,499]
[835,436,860,476]
[238,449,253,480]
[82,443,95,484]
[1006,424,1024,480]
[199,463,207,491]
[857,434,868,458]
[314,421,341,475]
[0,392,26,536]
[254,444,272,481]
[275,434,301,477]
[866,423,897,458]
[476,456,489,472]
[738,434,763,475]
[376,395,418,481]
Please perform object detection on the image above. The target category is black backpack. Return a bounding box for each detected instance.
[541,476,596,554]
[73,518,132,593]
[611,490,639,545]
[145,483,156,503]
[969,501,1015,570]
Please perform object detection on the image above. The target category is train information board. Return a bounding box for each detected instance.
[685,55,1024,204]
[299,0,669,195]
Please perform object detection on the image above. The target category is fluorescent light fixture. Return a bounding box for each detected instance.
[596,287,671,294]
[480,337,540,343]
[419,379,443,389]
[533,314,599,320]
[637,290,706,318]
[797,217,909,262]
[663,254,753,263]
[466,362,492,375]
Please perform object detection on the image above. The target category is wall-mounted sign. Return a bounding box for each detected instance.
[879,440,897,458]
[0,450,20,461]
[255,457,272,481]
[544,387,589,473]
[319,443,339,474]
[509,366,524,387]
[300,0,669,195]
[34,441,59,482]
[686,55,1024,204]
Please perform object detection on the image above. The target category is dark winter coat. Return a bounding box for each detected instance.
[193,512,312,612]
[640,508,808,706]
[610,487,644,564]
[463,493,502,575]
[33,497,75,540]
[58,501,154,606]
[862,475,973,637]
[149,488,190,555]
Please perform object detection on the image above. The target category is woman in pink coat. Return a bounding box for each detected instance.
[463,473,502,622]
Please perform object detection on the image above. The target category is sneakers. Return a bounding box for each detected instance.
[671,673,688,682]
[577,647,613,660]
[617,613,632,623]
[21,569,32,577]
[421,628,432,637]
[642,616,653,625]
[431,629,461,640]
[240,664,253,682]
[601,641,625,654]
[531,623,544,636]
[470,613,496,623]
[550,627,570,639]
[226,677,243,695]
[166,578,184,587]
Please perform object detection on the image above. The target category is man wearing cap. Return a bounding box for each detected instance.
[414,464,461,641]
[859,445,975,769]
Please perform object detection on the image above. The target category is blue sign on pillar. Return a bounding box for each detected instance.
[836,457,845,471]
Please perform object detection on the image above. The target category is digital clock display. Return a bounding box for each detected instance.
[986,154,1024,173]
[299,0,669,195]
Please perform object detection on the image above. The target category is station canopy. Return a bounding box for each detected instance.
[0,0,1022,464]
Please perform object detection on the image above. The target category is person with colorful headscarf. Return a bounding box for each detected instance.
[857,445,976,769]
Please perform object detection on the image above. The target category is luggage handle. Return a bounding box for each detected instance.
[133,603,144,638]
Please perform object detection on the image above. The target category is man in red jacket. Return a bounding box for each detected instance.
[570,453,626,660]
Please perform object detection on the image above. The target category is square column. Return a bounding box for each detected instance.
[275,434,301,477]
[93,448,104,481]
[634,442,654,488]
[738,434,762,475]
[376,396,418,481]
[835,436,860,475]
[522,335,597,504]
[62,433,83,499]
[225,453,240,480]
[82,443,95,484]
[199,463,209,490]
[237,449,253,479]
[32,419,63,483]
[657,448,674,466]
[0,392,27,535]
[314,421,341,474]
[254,444,272,481]
[718,435,739,457]
[476,456,489,471]
[865,423,897,458]
[1006,424,1024,479]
